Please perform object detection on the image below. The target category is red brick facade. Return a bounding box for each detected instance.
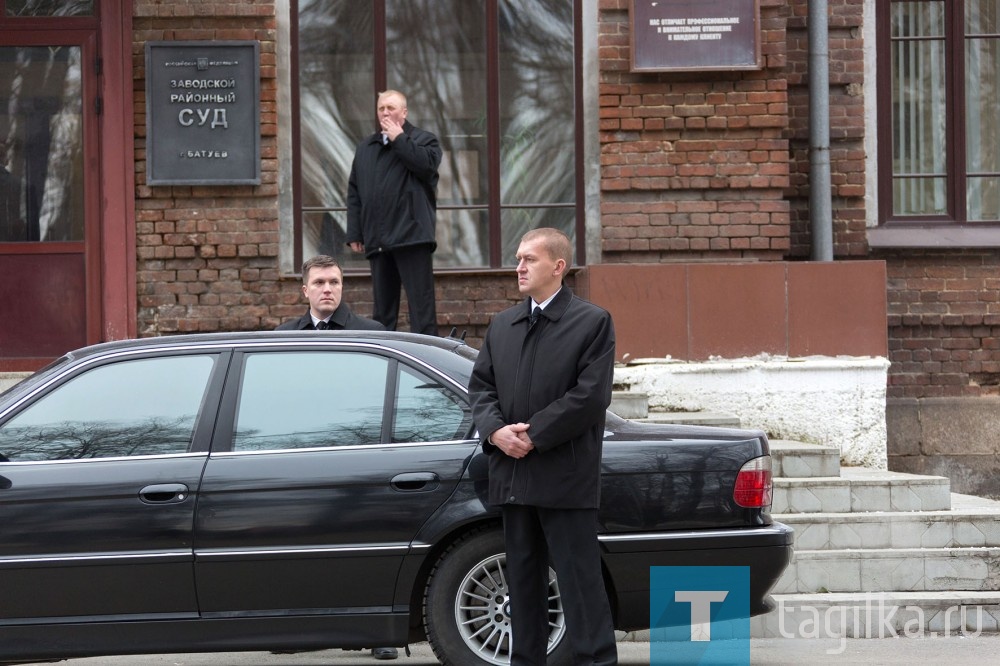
[598,0,790,261]
[133,3,285,334]
[127,0,1000,406]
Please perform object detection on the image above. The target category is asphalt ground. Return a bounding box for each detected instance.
[28,635,1000,665]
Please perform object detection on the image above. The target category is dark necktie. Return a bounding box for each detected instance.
[529,306,540,328]
[316,320,329,330]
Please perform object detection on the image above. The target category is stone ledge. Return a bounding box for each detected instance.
[616,356,890,468]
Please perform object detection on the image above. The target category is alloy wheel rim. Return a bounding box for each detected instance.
[453,553,566,665]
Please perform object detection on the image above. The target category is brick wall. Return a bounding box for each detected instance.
[129,1,1000,407]
[883,252,1000,399]
[597,0,791,262]
[788,0,1000,402]
[133,2,287,335]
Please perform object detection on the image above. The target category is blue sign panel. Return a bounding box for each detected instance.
[649,566,750,665]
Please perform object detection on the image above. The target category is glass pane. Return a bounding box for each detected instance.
[966,0,1000,33]
[299,0,373,211]
[435,207,488,268]
[967,176,1000,220]
[0,356,216,461]
[5,0,93,16]
[498,0,575,207]
[891,1,945,38]
[500,206,576,266]
[891,28,947,215]
[234,352,388,450]
[894,177,947,215]
[966,39,1000,173]
[386,0,488,248]
[302,209,368,270]
[0,46,84,242]
[392,364,472,443]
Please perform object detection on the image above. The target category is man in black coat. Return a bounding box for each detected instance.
[469,227,618,666]
[276,255,384,332]
[276,254,390,660]
[346,89,441,336]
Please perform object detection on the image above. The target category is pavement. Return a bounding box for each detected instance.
[30,636,1000,664]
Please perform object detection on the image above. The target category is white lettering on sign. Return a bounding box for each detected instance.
[654,16,741,42]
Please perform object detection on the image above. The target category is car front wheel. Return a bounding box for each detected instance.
[423,527,570,666]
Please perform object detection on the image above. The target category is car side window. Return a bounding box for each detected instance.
[0,355,216,462]
[392,364,473,443]
[233,351,389,451]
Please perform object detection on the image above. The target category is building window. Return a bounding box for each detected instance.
[294,0,582,270]
[875,0,1000,245]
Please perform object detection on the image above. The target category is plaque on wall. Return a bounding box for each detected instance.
[145,41,261,185]
[630,0,761,72]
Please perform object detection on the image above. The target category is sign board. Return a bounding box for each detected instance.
[630,0,761,72]
[145,41,261,185]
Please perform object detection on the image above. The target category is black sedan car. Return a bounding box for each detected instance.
[0,331,792,665]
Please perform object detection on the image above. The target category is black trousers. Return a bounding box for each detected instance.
[369,245,437,335]
[502,505,618,666]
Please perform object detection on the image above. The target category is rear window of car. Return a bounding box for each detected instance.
[0,355,217,462]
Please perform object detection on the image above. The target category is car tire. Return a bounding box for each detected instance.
[423,526,571,666]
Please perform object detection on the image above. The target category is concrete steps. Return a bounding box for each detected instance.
[773,468,953,514]
[755,440,1000,638]
[609,391,1000,638]
[610,389,741,427]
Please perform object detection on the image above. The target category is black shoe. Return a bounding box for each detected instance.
[372,647,398,660]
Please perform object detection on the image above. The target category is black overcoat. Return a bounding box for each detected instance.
[275,303,386,331]
[345,120,441,257]
[469,287,615,509]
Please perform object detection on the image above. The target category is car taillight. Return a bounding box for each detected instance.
[733,456,772,508]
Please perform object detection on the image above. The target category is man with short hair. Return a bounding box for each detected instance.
[275,256,392,660]
[276,255,384,331]
[346,89,440,336]
[469,227,618,665]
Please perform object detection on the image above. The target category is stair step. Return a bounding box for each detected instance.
[752,591,1000,637]
[637,411,742,427]
[769,439,841,478]
[772,468,952,514]
[609,390,648,419]
[774,546,1000,594]
[775,493,1000,550]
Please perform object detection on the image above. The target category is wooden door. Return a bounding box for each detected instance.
[0,30,101,370]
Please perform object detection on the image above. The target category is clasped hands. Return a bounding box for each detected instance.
[489,423,534,459]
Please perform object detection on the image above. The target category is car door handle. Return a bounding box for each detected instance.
[139,483,190,505]
[390,472,440,492]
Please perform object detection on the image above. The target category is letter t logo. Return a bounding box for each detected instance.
[675,590,728,641]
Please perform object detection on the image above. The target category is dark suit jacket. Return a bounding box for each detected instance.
[468,286,615,509]
[275,304,386,331]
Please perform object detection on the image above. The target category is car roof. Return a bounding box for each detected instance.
[1,331,479,411]
[60,330,474,362]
